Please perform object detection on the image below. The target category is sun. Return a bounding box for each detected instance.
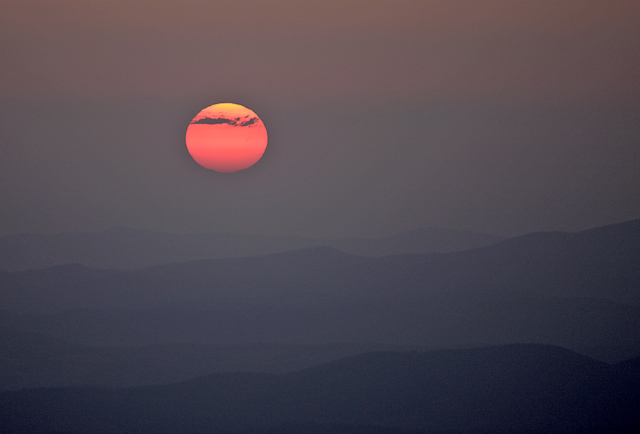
[185,103,268,173]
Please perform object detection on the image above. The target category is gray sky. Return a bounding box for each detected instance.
[1,0,639,238]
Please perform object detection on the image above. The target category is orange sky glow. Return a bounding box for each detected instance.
[1,0,639,237]
[2,0,638,103]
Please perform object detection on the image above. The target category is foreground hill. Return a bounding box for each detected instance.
[1,345,638,434]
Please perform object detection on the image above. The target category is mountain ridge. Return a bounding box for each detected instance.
[0,219,638,352]
[1,344,638,434]
[0,226,503,271]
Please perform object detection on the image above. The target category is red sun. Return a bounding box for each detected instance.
[185,103,268,173]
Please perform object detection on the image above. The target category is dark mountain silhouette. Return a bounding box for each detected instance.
[1,219,639,393]
[616,354,640,377]
[2,219,636,311]
[577,344,640,363]
[0,226,503,271]
[0,323,406,390]
[0,228,312,271]
[0,345,638,434]
[2,315,639,391]
[0,246,367,314]
[0,220,638,350]
[324,227,504,257]
[3,295,639,351]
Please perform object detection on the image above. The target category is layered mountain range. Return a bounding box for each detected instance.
[1,345,638,434]
[1,219,639,432]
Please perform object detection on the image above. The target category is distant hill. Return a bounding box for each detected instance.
[0,226,503,271]
[0,227,312,271]
[2,219,638,312]
[0,220,639,352]
[325,227,503,256]
[1,345,638,434]
[2,316,639,391]
[0,323,405,390]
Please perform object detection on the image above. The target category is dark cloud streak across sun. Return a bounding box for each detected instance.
[191,116,260,127]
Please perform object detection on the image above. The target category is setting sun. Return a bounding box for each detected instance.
[185,103,268,173]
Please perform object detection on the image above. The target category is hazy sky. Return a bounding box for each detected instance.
[1,0,639,238]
